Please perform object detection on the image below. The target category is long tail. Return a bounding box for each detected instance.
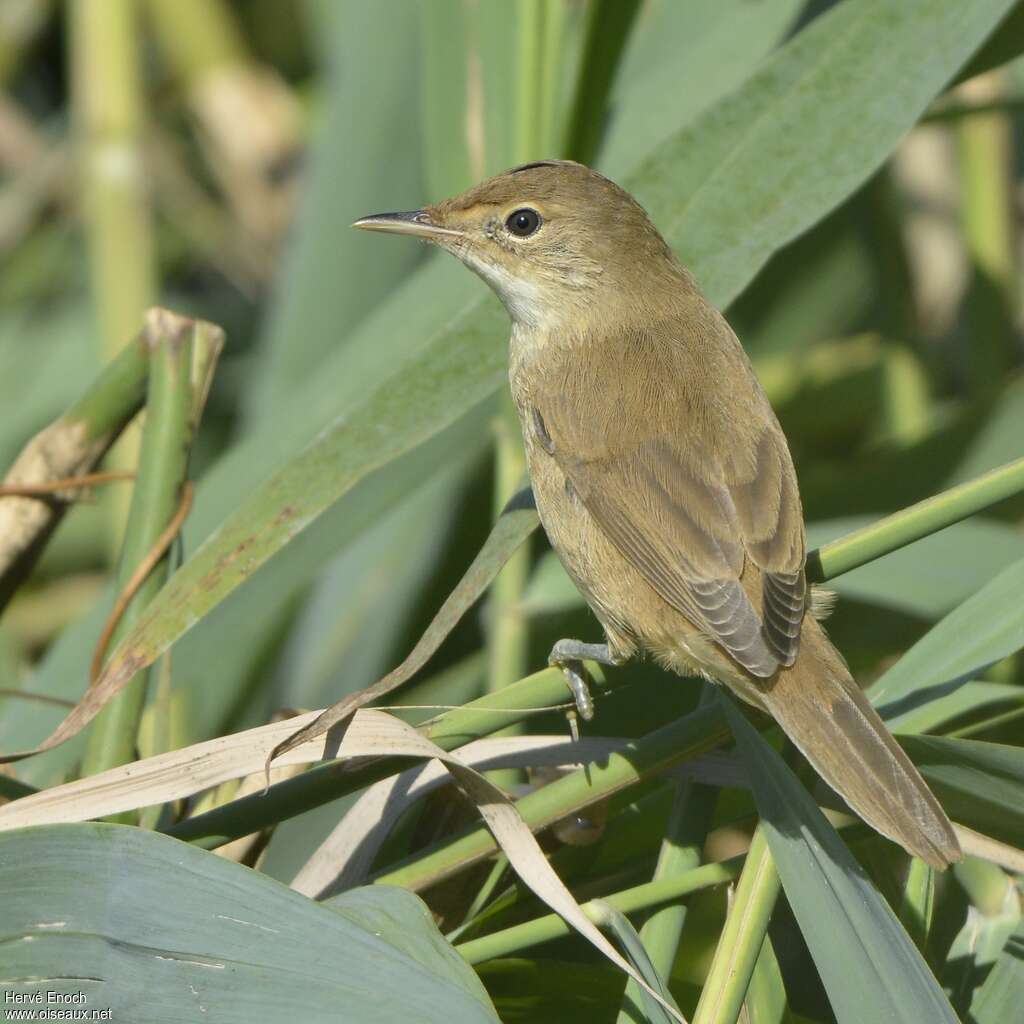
[751,616,961,868]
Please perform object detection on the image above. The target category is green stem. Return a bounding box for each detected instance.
[70,0,156,360]
[371,704,729,893]
[562,0,643,164]
[70,0,157,551]
[538,0,566,154]
[514,0,545,164]
[898,858,935,959]
[482,0,557,784]
[484,417,530,787]
[743,934,792,1024]
[807,455,1024,582]
[456,855,743,965]
[81,312,196,786]
[692,827,781,1024]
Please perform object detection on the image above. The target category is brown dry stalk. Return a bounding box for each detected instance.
[89,481,194,685]
[0,469,136,498]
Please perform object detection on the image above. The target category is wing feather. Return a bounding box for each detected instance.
[533,321,806,675]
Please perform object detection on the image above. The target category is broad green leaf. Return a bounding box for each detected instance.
[945,376,1024,487]
[0,303,96,471]
[805,517,1024,618]
[899,735,1024,847]
[416,0,525,192]
[248,0,426,414]
[870,556,1024,732]
[602,0,803,177]
[721,693,958,1024]
[0,823,498,1023]
[629,0,1020,309]
[957,0,1024,80]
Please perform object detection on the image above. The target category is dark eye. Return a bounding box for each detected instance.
[506,208,541,237]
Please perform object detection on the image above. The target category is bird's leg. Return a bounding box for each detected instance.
[548,639,624,725]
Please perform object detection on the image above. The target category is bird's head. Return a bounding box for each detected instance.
[354,160,681,330]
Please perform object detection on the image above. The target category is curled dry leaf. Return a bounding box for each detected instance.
[291,735,628,898]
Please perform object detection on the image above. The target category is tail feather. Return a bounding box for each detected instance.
[753,617,961,869]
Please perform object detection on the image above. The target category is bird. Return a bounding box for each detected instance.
[354,159,961,868]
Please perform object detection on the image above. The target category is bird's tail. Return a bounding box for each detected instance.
[752,616,961,868]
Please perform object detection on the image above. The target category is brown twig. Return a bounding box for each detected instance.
[0,469,136,498]
[89,481,194,685]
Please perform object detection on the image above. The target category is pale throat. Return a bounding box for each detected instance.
[457,247,573,333]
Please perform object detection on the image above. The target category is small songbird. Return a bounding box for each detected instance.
[354,160,961,868]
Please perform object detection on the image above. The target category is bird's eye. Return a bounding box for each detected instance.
[506,208,541,237]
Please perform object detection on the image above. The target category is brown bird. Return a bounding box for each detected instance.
[354,160,961,868]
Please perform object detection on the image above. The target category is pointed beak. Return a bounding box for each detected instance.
[351,210,461,241]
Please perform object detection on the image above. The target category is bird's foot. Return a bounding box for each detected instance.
[547,639,622,726]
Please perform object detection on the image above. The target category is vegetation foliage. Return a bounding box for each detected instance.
[1,1,1023,1021]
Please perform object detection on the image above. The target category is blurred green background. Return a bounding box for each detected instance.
[1,2,1022,1020]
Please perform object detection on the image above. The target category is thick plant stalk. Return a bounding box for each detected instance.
[899,858,936,958]
[481,0,552,782]
[692,827,781,1024]
[70,0,157,549]
[0,337,148,610]
[81,311,223,782]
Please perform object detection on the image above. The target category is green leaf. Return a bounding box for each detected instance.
[970,919,1024,1024]
[956,0,1024,80]
[628,0,1020,309]
[870,556,1024,732]
[0,823,498,1022]
[0,303,97,472]
[602,0,803,178]
[899,735,1024,847]
[247,0,426,414]
[593,901,680,1024]
[805,516,1024,618]
[720,693,959,1024]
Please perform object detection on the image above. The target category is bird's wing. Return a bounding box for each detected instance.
[533,325,805,677]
